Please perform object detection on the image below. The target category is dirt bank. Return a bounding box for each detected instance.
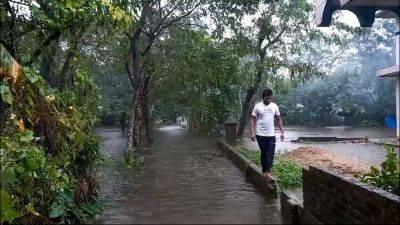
[282,147,372,177]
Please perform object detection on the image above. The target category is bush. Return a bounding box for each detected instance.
[357,145,400,196]
[238,145,303,191]
[1,56,103,223]
[271,158,303,192]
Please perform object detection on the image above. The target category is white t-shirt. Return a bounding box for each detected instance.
[251,102,280,137]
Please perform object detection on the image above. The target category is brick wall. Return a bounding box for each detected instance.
[303,166,400,224]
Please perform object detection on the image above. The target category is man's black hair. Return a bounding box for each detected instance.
[262,89,273,97]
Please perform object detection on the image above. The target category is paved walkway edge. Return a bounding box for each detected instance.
[217,139,278,197]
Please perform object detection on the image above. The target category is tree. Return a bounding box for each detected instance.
[233,0,316,137]
[0,1,132,223]
[117,0,204,149]
[276,19,397,127]
[151,27,241,131]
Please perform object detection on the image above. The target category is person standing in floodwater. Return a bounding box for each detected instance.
[119,112,128,136]
[250,89,285,181]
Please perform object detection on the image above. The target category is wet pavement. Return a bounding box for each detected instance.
[244,126,398,165]
[96,126,282,224]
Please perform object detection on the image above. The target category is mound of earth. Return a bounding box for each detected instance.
[282,147,372,177]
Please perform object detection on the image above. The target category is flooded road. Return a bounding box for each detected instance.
[96,126,281,224]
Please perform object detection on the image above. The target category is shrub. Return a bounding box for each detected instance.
[357,145,400,196]
[271,158,303,192]
[238,145,303,191]
[1,54,103,223]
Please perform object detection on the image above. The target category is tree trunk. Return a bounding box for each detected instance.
[128,91,140,150]
[59,50,74,88]
[237,46,266,138]
[39,41,58,88]
[126,66,152,150]
[59,32,82,89]
[237,86,257,138]
[139,76,152,147]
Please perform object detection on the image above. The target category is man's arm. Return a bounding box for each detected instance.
[250,115,257,141]
[276,115,285,141]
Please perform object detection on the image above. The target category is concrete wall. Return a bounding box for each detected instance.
[216,139,277,197]
[280,190,303,224]
[303,166,400,224]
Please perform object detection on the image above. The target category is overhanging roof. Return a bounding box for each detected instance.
[316,0,400,27]
[377,65,400,77]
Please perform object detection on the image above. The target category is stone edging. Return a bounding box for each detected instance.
[216,139,277,197]
[280,190,304,224]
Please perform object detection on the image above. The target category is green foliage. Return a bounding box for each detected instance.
[97,71,132,126]
[0,83,13,105]
[357,145,400,196]
[1,50,102,223]
[272,158,303,192]
[0,189,21,223]
[123,150,143,170]
[1,0,136,223]
[1,131,70,223]
[152,28,240,131]
[49,189,101,223]
[238,145,261,165]
[277,20,396,127]
[238,145,303,191]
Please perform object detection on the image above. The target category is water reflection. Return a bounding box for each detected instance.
[96,126,281,224]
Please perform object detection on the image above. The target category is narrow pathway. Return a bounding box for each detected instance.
[96,126,281,224]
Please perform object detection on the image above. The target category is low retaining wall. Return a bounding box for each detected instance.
[370,138,400,148]
[292,136,367,142]
[280,190,303,224]
[303,166,400,224]
[216,140,277,197]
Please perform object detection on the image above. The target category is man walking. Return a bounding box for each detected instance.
[119,111,128,136]
[250,89,284,181]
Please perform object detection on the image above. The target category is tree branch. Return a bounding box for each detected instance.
[261,27,286,53]
[27,30,61,65]
[125,55,135,87]
[154,1,201,39]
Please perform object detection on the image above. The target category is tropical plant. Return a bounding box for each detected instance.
[358,145,400,196]
[1,46,103,223]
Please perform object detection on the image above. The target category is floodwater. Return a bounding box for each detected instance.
[244,126,398,165]
[96,126,281,224]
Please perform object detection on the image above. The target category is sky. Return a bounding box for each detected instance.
[334,10,360,26]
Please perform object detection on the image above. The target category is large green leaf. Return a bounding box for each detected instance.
[23,67,39,84]
[24,147,45,171]
[0,83,13,105]
[0,189,21,222]
[49,202,64,218]
[18,130,35,143]
[1,167,15,187]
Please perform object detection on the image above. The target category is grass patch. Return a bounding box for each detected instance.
[272,158,303,191]
[123,150,143,169]
[238,145,303,191]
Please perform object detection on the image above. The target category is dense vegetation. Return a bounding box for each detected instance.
[0,0,129,223]
[277,20,397,127]
[1,47,102,223]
